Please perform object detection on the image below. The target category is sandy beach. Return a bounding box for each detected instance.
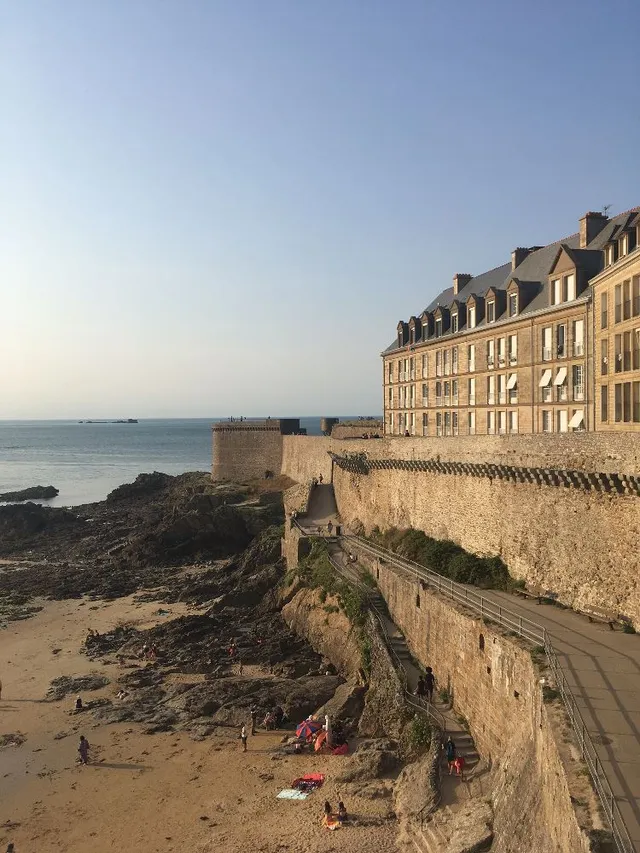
[0,594,397,853]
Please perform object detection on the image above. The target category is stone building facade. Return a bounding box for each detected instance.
[383,208,640,435]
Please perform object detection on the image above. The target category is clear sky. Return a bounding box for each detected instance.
[2,0,638,419]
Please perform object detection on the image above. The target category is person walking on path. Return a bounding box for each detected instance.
[319,473,323,484]
[414,676,426,700]
[444,737,456,774]
[327,521,333,536]
[250,707,258,736]
[240,725,248,752]
[78,735,89,765]
[425,667,435,703]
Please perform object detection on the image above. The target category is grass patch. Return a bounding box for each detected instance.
[369,527,514,590]
[438,687,451,704]
[542,685,559,703]
[408,714,432,752]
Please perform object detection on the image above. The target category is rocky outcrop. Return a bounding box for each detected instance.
[0,485,58,501]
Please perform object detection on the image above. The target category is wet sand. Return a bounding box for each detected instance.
[0,596,397,852]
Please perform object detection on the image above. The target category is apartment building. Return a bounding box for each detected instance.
[383,209,640,436]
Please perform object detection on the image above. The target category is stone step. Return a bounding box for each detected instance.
[419,821,449,851]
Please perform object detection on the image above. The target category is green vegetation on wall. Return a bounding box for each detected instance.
[296,538,367,626]
[369,527,514,590]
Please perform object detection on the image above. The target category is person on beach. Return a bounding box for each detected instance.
[75,696,83,711]
[319,473,323,484]
[337,801,348,823]
[324,801,332,819]
[7,843,15,852]
[445,737,456,774]
[240,725,248,752]
[0,678,3,700]
[425,667,435,702]
[78,735,89,765]
[250,707,258,736]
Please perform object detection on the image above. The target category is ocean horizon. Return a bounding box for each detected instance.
[0,417,377,507]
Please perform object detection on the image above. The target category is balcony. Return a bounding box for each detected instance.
[573,385,584,401]
[509,392,518,404]
[557,344,566,358]
[542,347,552,360]
[498,392,507,404]
[498,355,506,367]
[573,342,584,356]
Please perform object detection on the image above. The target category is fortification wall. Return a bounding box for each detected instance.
[212,423,284,481]
[280,433,640,623]
[358,552,596,853]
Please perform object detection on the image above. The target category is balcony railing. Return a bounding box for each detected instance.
[557,344,566,357]
[422,397,429,408]
[435,396,442,407]
[487,356,495,368]
[410,370,416,380]
[542,347,552,360]
[557,388,568,402]
[498,355,506,366]
[509,392,518,404]
[436,426,442,436]
[574,385,584,401]
[573,342,584,356]
[509,354,517,365]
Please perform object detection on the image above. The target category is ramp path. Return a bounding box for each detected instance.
[344,535,640,853]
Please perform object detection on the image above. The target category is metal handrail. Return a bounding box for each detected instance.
[339,533,635,853]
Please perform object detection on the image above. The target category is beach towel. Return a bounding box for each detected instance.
[277,789,309,800]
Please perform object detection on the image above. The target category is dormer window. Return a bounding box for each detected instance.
[435,318,442,337]
[468,306,476,328]
[409,328,415,344]
[422,322,429,339]
[398,332,402,347]
[620,234,628,257]
[486,301,495,323]
[451,313,458,333]
[605,244,616,267]
[551,278,561,305]
[508,293,518,317]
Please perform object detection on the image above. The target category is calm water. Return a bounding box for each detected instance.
[0,418,329,507]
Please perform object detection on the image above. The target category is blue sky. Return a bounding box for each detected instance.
[2,0,638,418]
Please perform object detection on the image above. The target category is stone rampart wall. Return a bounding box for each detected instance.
[357,551,595,853]
[212,425,284,481]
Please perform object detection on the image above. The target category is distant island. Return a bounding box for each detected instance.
[0,485,59,502]
[78,419,138,424]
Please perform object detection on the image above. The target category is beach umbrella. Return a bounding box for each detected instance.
[296,719,322,739]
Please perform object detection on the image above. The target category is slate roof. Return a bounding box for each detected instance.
[384,208,640,354]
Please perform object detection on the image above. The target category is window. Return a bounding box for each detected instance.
[435,318,442,337]
[487,375,495,404]
[601,339,608,375]
[498,373,507,404]
[557,409,568,433]
[569,409,585,431]
[623,382,632,422]
[436,412,442,436]
[436,350,442,376]
[422,354,428,378]
[615,335,622,373]
[542,410,552,433]
[572,365,584,401]
[497,337,506,366]
[468,306,476,328]
[623,279,632,320]
[444,411,451,436]
[615,285,622,323]
[409,327,415,344]
[388,362,394,383]
[468,344,476,372]
[435,381,442,405]
[624,331,632,371]
[508,334,517,364]
[498,410,507,435]
[509,292,518,317]
[422,321,429,340]
[572,320,584,356]
[487,411,495,435]
[468,411,476,435]
[443,380,450,405]
[542,327,552,360]
[398,331,402,347]
[487,339,495,367]
[634,330,640,370]
[509,411,518,434]
[410,412,416,435]
[444,349,450,375]
[452,412,459,436]
[615,383,622,422]
[422,412,429,436]
[620,234,628,257]
[507,372,518,403]
[422,384,428,407]
[634,382,640,423]
[566,273,576,301]
[487,301,495,323]
[556,324,566,358]
[551,278,561,305]
[554,366,568,401]
[410,357,415,380]
[388,387,393,408]
[452,379,458,404]
[410,384,415,408]
[601,292,608,329]
[451,313,458,333]
[605,244,615,267]
[468,377,476,405]
[452,347,458,374]
[633,276,640,317]
[600,385,608,422]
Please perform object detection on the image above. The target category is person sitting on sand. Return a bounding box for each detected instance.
[74,696,83,712]
[324,801,332,819]
[337,801,348,823]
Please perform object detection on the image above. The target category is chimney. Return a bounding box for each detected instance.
[511,246,543,271]
[452,273,472,295]
[579,211,608,248]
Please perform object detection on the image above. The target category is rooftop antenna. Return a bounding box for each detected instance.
[603,204,612,217]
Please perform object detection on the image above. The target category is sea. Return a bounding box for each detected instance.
[0,417,336,508]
